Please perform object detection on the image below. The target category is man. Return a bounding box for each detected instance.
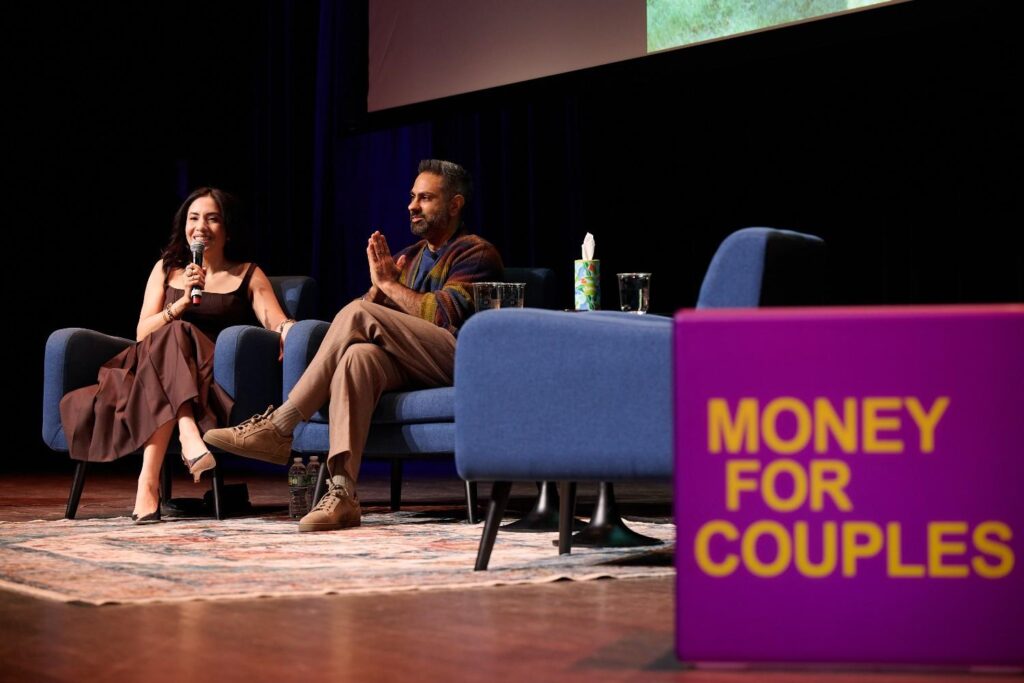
[203,160,503,531]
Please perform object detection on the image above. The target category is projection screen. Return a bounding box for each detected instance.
[368,0,894,112]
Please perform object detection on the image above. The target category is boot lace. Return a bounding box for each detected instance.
[312,478,356,512]
[233,405,275,434]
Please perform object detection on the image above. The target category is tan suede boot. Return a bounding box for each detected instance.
[298,475,361,532]
[202,406,292,465]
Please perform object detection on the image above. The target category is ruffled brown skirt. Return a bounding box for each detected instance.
[59,321,234,462]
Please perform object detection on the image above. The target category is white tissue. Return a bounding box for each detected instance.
[582,233,596,260]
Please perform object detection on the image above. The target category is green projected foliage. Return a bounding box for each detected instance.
[647,0,891,53]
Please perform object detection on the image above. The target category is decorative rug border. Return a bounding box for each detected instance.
[0,514,675,606]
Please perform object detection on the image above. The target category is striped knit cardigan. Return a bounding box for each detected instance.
[383,228,504,336]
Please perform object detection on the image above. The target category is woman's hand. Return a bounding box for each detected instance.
[183,263,206,301]
[277,319,295,361]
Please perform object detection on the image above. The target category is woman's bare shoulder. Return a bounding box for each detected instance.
[147,259,171,281]
[226,260,255,277]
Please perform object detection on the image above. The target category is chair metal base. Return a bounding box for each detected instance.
[501,481,585,532]
[162,498,208,515]
[565,482,662,548]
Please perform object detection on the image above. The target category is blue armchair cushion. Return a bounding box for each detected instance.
[373,387,455,424]
[454,309,674,482]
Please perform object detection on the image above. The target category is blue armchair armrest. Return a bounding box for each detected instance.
[283,318,330,422]
[454,309,674,482]
[42,328,134,451]
[213,325,283,424]
[213,274,319,423]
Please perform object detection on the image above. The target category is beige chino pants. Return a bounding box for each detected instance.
[288,300,456,482]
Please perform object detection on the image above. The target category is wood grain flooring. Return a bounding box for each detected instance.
[0,467,1008,682]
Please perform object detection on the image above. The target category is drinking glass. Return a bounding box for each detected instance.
[617,273,651,314]
[472,282,526,310]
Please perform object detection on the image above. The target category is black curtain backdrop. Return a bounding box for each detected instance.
[13,0,1021,468]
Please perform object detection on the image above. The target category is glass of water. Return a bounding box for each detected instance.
[617,273,651,314]
[472,282,526,310]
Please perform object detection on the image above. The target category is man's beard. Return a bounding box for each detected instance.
[410,211,447,237]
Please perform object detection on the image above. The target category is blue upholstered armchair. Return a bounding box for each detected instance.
[455,228,826,569]
[287,267,558,517]
[42,276,318,519]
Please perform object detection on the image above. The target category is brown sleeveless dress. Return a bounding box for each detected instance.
[59,263,261,462]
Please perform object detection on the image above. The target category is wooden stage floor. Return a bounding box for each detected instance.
[0,467,1004,683]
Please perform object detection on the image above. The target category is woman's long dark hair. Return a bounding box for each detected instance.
[160,187,244,272]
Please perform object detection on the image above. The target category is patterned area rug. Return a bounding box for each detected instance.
[0,511,674,605]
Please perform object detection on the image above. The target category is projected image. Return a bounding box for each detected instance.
[647,0,892,53]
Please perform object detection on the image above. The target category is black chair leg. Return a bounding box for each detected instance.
[311,459,328,508]
[65,460,88,519]
[474,481,512,571]
[558,482,578,555]
[465,481,479,523]
[210,467,225,520]
[390,459,403,512]
[159,461,173,503]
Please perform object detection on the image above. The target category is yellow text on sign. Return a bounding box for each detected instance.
[708,396,950,455]
[726,458,852,512]
[693,519,1014,579]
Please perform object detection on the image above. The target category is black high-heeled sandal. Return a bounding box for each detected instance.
[182,451,217,483]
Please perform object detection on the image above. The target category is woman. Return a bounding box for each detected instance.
[59,188,295,522]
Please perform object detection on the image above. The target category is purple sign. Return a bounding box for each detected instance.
[674,305,1024,667]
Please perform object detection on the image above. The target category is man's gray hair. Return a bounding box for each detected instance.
[418,159,472,208]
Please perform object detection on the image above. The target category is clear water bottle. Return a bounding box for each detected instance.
[305,456,321,510]
[288,457,309,519]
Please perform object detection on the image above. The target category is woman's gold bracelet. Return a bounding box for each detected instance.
[164,302,178,323]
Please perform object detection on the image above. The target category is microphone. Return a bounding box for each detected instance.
[190,241,205,305]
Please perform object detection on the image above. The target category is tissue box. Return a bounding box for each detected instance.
[574,259,600,310]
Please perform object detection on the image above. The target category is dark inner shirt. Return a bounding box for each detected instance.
[411,248,440,292]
